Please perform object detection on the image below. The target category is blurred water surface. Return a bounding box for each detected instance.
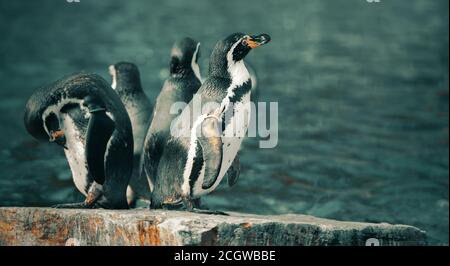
[0,0,448,244]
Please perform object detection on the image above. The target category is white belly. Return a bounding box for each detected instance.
[61,114,89,196]
[192,93,251,197]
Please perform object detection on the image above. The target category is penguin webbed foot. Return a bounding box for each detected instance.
[182,196,228,216]
[52,202,92,209]
[190,208,229,216]
[161,200,184,210]
[51,190,104,209]
[52,201,126,210]
[156,197,228,215]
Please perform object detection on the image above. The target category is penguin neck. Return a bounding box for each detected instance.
[170,67,197,80]
[227,60,250,88]
[209,56,250,89]
[208,52,229,80]
[115,79,143,96]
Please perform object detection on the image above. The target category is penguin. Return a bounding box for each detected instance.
[141,37,202,206]
[146,33,271,211]
[109,62,153,204]
[24,73,134,209]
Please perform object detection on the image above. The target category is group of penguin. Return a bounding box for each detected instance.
[24,32,271,213]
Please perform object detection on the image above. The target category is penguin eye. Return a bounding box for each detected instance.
[240,35,250,45]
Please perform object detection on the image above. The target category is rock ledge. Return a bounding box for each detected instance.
[0,207,426,246]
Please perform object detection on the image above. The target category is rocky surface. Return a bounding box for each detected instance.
[0,207,426,246]
[0,0,447,245]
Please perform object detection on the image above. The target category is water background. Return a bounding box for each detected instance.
[0,0,448,245]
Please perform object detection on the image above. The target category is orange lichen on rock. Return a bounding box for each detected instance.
[137,221,161,246]
[0,220,17,245]
[29,215,70,246]
[0,220,14,232]
[241,222,253,229]
[0,208,428,246]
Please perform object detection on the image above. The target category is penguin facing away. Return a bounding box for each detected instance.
[24,73,134,209]
[109,62,153,203]
[148,33,271,211]
[142,37,203,203]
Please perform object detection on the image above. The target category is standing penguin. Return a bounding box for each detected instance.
[109,62,153,204]
[141,37,202,202]
[146,33,271,211]
[24,73,133,209]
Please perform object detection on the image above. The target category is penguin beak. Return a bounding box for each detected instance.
[49,130,64,140]
[49,130,67,149]
[244,34,271,49]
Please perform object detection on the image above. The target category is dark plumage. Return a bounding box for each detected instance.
[24,73,133,209]
[109,62,153,204]
[146,33,271,212]
[142,37,202,206]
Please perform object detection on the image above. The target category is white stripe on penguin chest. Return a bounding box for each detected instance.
[61,114,90,196]
[183,58,251,197]
[43,98,115,197]
[192,92,251,197]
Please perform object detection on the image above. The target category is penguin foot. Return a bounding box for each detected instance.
[52,197,105,209]
[52,202,91,209]
[53,201,127,209]
[161,201,184,210]
[190,208,229,216]
[179,197,227,215]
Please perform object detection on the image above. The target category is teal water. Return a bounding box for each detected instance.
[0,0,448,245]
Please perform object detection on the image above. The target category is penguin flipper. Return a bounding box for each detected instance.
[227,156,240,187]
[142,133,164,192]
[85,111,115,185]
[198,116,223,190]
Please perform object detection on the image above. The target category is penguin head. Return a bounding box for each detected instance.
[24,86,56,141]
[109,62,143,94]
[24,89,67,147]
[209,33,271,78]
[169,37,201,80]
